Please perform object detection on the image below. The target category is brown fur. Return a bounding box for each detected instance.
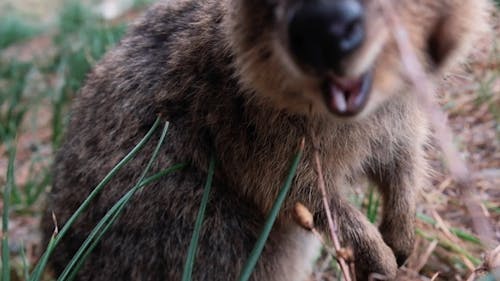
[42,0,490,280]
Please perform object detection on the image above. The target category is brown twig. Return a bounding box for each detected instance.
[293,202,336,257]
[466,271,478,281]
[376,0,496,249]
[293,202,357,280]
[311,137,354,281]
[413,239,438,273]
[51,211,59,236]
[430,272,441,281]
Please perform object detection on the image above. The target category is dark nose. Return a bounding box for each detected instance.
[288,0,364,73]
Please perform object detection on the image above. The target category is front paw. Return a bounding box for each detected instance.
[379,219,415,267]
[351,229,398,280]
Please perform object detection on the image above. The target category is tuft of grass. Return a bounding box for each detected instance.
[50,1,126,146]
[0,60,32,142]
[0,59,51,209]
[54,0,125,91]
[0,0,127,210]
[55,0,126,77]
[0,14,40,50]
[1,1,131,279]
[2,142,16,281]
[57,1,98,36]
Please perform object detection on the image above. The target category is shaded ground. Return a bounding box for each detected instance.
[0,1,498,280]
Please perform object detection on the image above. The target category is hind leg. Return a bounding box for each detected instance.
[369,143,426,267]
[48,170,320,281]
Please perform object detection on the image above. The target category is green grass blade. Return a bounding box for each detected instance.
[417,213,481,245]
[238,145,304,281]
[20,242,30,280]
[58,121,170,281]
[30,117,161,281]
[366,187,380,224]
[138,166,187,188]
[64,202,124,281]
[32,235,58,281]
[373,195,380,222]
[2,142,16,281]
[0,14,40,49]
[181,154,216,281]
[416,228,482,265]
[367,187,375,222]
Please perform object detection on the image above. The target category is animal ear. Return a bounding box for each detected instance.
[426,15,459,69]
[426,0,490,71]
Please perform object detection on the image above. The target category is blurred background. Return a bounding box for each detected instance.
[0,0,498,280]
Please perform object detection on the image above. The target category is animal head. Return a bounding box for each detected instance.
[226,0,490,118]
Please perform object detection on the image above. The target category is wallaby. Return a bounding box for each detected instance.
[43,0,489,280]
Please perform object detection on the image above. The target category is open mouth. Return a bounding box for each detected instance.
[322,70,373,117]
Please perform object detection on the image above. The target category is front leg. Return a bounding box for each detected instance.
[369,143,427,266]
[315,194,398,280]
[338,199,399,280]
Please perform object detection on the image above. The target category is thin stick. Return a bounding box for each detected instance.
[465,271,477,281]
[313,145,353,281]
[376,0,495,248]
[311,229,337,258]
[414,240,438,273]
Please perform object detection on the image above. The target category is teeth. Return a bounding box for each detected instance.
[330,85,347,113]
[323,70,372,116]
